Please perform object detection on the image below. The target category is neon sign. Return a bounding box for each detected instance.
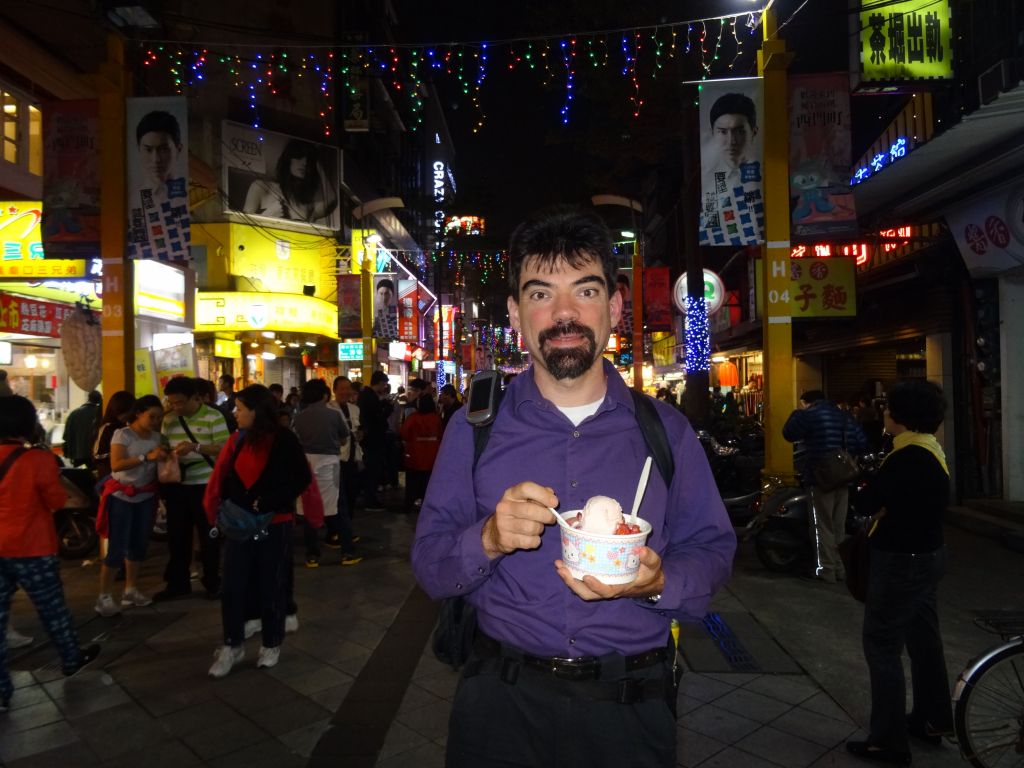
[791,226,913,267]
[850,137,910,185]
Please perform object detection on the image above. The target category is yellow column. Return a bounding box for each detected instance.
[758,10,795,479]
[352,229,376,383]
[92,35,133,393]
[631,239,644,391]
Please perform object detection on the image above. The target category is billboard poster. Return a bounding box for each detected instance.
[945,181,1024,276]
[153,343,198,390]
[698,78,764,247]
[860,1,953,82]
[643,267,672,331]
[397,278,419,343]
[337,274,362,338]
[221,120,340,230]
[42,100,100,259]
[613,267,633,337]
[372,272,398,339]
[126,96,190,260]
[789,74,858,238]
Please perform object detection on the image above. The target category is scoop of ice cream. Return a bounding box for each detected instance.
[580,495,624,535]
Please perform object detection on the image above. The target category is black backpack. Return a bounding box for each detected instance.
[431,374,675,669]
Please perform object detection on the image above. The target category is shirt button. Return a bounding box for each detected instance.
[569,637,576,645]
[455,583,463,591]
[572,430,580,438]
[570,480,578,488]
[477,567,485,574]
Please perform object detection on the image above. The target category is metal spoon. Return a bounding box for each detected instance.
[629,457,653,525]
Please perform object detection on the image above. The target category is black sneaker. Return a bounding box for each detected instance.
[64,644,101,677]
[323,534,342,550]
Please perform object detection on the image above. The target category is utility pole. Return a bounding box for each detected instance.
[683,99,709,428]
[758,7,796,479]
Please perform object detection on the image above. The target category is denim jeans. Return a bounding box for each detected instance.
[862,546,953,751]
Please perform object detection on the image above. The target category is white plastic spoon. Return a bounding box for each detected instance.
[528,498,575,530]
[629,456,653,525]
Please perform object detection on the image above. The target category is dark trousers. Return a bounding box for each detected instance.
[446,644,676,767]
[862,546,953,752]
[340,459,359,517]
[222,521,291,648]
[162,483,220,594]
[361,443,385,506]
[244,538,297,620]
[404,468,432,513]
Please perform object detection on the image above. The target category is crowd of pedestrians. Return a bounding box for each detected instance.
[0,369,462,692]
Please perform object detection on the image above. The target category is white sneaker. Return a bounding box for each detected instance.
[256,646,280,669]
[94,594,121,618]
[284,614,299,634]
[6,627,34,648]
[243,619,261,639]
[121,588,153,608]
[208,645,244,678]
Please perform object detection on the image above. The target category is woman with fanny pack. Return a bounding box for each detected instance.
[94,395,168,617]
[203,384,314,678]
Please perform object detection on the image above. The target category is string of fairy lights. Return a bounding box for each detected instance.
[138,10,762,136]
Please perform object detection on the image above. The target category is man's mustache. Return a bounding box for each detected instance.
[538,322,595,345]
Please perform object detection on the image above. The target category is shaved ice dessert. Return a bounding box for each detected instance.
[561,495,651,584]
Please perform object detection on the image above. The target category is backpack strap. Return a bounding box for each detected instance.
[471,380,505,472]
[0,446,28,484]
[629,389,675,487]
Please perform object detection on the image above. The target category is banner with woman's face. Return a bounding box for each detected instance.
[222,121,340,230]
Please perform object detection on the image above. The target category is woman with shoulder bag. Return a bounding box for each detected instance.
[202,385,313,678]
[845,380,955,766]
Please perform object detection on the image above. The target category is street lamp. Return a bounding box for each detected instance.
[592,194,644,392]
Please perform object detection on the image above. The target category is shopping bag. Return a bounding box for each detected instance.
[157,455,182,484]
[813,449,860,491]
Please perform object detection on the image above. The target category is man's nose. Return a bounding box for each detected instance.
[550,293,580,322]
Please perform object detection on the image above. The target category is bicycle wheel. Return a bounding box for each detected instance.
[954,642,1024,768]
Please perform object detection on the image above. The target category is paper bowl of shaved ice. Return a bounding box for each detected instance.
[559,495,652,585]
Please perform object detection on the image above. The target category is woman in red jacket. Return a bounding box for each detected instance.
[1,396,100,712]
[203,385,315,678]
[400,394,443,514]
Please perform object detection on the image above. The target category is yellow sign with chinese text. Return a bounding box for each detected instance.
[0,201,90,277]
[754,258,857,318]
[195,291,339,338]
[134,348,157,396]
[860,1,953,81]
[230,225,330,295]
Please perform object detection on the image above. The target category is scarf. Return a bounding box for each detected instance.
[886,431,949,477]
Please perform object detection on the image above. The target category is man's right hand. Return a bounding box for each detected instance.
[481,481,559,559]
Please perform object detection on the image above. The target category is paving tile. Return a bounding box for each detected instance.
[705,671,764,686]
[93,739,204,768]
[800,691,856,723]
[0,698,64,734]
[712,687,795,724]
[210,671,303,715]
[4,740,100,768]
[699,745,782,767]
[181,715,269,760]
[683,702,762,743]
[409,669,459,702]
[736,725,829,767]
[675,693,707,717]
[375,739,446,768]
[9,670,36,689]
[245,696,331,737]
[394,699,451,742]
[52,683,132,719]
[744,674,820,706]
[4,683,50,710]
[0,720,81,763]
[679,672,738,704]
[396,681,445,714]
[157,698,239,737]
[808,748,872,768]
[275,665,351,696]
[377,718,432,762]
[277,717,332,757]
[773,708,859,749]
[677,725,727,767]
[206,738,305,768]
[73,703,172,760]
[308,680,354,712]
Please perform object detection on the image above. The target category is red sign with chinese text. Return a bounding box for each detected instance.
[0,293,74,337]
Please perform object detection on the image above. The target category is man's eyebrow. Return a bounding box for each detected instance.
[520,274,605,293]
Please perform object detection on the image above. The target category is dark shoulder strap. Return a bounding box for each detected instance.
[629,389,675,487]
[472,385,505,472]
[179,413,216,467]
[0,446,29,484]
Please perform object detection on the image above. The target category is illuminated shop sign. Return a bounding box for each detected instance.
[0,201,92,278]
[791,226,912,266]
[134,259,188,324]
[445,215,486,236]
[338,342,363,361]
[850,137,910,185]
[754,257,857,318]
[860,0,953,82]
[433,160,447,247]
[196,292,338,338]
[0,292,77,337]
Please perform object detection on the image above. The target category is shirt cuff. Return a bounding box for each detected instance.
[455,516,501,592]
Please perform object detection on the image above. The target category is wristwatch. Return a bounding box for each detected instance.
[646,594,662,605]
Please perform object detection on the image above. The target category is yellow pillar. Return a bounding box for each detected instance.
[352,229,376,383]
[92,35,133,393]
[631,239,644,391]
[758,10,796,479]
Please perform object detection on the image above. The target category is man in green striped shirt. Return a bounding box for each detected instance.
[156,376,230,601]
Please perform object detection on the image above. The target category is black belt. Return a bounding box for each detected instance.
[474,632,666,681]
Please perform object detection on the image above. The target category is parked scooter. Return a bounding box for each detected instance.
[697,429,764,528]
[54,465,99,560]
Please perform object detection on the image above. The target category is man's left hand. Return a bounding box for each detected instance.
[554,547,665,601]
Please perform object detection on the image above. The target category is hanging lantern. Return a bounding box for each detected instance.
[717,361,739,387]
[301,351,313,367]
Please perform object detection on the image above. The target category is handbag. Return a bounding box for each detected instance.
[838,509,885,602]
[812,422,860,491]
[157,455,182,484]
[215,498,274,542]
[431,596,477,669]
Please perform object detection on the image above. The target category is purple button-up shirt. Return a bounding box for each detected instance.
[411,360,736,658]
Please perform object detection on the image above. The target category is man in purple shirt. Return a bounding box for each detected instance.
[412,206,736,767]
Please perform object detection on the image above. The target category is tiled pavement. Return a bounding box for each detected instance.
[0,493,974,767]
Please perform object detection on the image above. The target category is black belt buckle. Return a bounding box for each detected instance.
[546,655,600,680]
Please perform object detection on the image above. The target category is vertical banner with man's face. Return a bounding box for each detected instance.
[126,96,190,261]
[397,279,420,343]
[337,274,362,338]
[643,267,672,331]
[699,78,764,247]
[372,272,398,339]
[613,267,633,337]
[789,73,857,238]
[42,100,100,259]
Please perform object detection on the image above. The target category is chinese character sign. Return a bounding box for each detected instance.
[698,78,764,247]
[397,278,420,343]
[337,274,362,338]
[789,74,857,238]
[126,97,191,261]
[643,267,672,332]
[0,293,73,337]
[42,100,101,259]
[754,258,856,317]
[945,181,1024,275]
[860,1,953,81]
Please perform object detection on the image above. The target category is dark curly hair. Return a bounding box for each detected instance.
[886,379,946,434]
[0,395,38,441]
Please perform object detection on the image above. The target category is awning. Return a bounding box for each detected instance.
[853,83,1024,224]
